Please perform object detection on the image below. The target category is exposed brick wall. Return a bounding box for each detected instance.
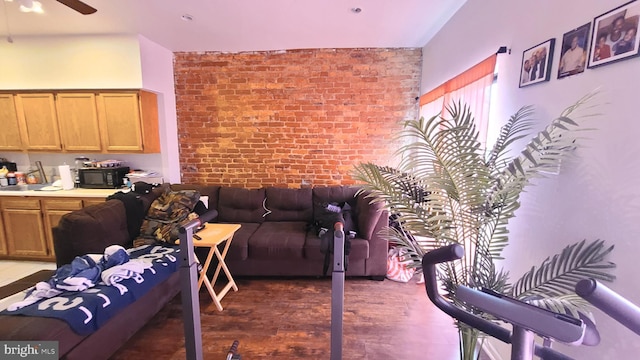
[174,48,422,188]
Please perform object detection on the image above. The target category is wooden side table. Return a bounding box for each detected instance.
[193,223,241,311]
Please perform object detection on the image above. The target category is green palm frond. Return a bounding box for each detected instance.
[511,239,615,300]
[486,105,536,172]
[491,92,599,200]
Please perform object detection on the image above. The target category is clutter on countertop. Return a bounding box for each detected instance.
[0,161,17,172]
[83,159,126,168]
[126,171,164,184]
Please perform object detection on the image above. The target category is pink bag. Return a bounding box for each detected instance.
[386,247,415,282]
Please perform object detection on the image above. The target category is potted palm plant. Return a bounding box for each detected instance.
[351,92,615,360]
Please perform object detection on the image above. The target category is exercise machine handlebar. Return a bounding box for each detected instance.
[422,244,581,360]
[576,278,640,336]
[422,244,511,342]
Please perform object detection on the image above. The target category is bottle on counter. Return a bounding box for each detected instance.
[27,173,38,184]
[6,172,16,186]
[0,166,7,187]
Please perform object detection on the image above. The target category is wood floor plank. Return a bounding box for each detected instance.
[111,277,461,360]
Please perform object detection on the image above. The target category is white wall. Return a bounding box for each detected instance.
[138,35,180,183]
[422,0,640,359]
[0,35,143,89]
[0,35,179,183]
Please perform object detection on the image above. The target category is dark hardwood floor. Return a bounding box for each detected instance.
[110,276,461,360]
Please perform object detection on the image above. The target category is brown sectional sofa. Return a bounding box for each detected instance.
[0,184,388,359]
[171,184,389,278]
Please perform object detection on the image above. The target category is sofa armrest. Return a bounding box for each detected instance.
[364,208,389,277]
[355,191,386,240]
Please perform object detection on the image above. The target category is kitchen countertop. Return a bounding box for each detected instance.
[0,187,122,198]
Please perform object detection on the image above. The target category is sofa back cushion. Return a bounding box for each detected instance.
[312,186,359,233]
[218,187,266,223]
[53,200,130,267]
[312,186,359,207]
[264,187,312,222]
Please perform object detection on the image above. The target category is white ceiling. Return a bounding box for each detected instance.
[0,0,466,52]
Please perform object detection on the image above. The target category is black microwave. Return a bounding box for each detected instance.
[78,166,130,189]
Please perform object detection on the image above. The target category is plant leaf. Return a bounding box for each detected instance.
[511,239,615,299]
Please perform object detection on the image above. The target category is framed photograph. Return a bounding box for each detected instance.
[558,23,591,79]
[588,0,640,69]
[519,39,555,88]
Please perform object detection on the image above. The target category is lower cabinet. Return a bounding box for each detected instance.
[0,196,105,261]
[0,209,9,255]
[82,198,106,208]
[1,198,48,258]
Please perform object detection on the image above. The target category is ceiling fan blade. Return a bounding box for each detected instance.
[56,0,97,15]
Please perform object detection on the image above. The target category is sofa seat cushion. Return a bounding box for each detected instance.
[220,222,260,261]
[304,235,370,262]
[0,271,181,360]
[248,222,307,260]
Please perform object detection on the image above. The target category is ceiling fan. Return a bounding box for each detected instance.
[56,0,97,14]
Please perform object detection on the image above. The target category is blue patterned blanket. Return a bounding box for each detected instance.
[1,245,180,335]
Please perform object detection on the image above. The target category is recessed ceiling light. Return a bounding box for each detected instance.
[181,14,194,22]
[18,0,43,13]
[351,8,362,14]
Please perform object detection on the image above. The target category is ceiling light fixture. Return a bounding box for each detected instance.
[181,14,194,22]
[18,0,43,13]
[351,7,362,14]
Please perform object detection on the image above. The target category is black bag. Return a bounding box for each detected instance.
[313,202,354,275]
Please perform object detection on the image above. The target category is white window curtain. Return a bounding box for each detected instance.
[418,54,497,147]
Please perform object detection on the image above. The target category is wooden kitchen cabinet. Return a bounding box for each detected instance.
[0,94,24,151]
[0,212,7,255]
[1,90,160,154]
[82,198,106,207]
[56,93,102,151]
[1,198,49,258]
[96,91,160,153]
[14,93,62,151]
[0,196,106,261]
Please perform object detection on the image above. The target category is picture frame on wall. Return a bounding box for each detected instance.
[587,0,640,69]
[558,23,591,79]
[519,39,555,88]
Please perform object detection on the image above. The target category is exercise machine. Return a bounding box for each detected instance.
[422,244,597,360]
[178,209,221,360]
[331,222,346,360]
[576,278,640,336]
